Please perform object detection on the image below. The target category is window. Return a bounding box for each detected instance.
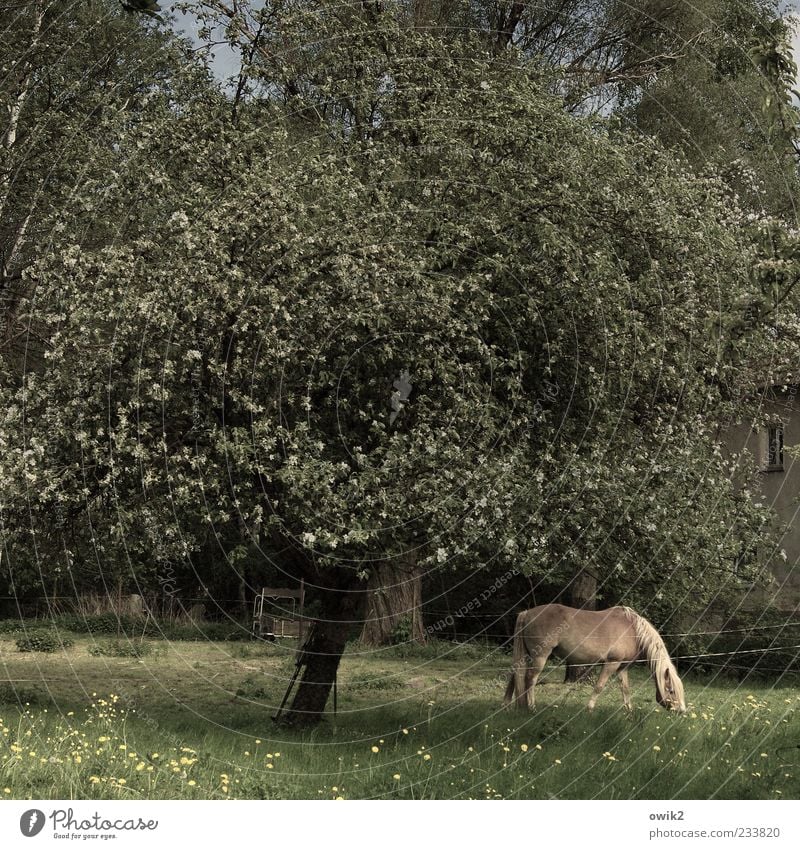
[764,424,784,471]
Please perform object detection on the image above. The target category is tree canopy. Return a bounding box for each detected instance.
[1,0,799,721]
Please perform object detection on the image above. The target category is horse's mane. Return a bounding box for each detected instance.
[620,607,685,708]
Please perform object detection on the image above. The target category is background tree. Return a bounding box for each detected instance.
[1,0,190,369]
[0,0,214,602]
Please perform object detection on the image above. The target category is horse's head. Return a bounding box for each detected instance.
[655,666,686,713]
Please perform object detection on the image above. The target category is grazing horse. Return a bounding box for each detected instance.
[503,604,686,712]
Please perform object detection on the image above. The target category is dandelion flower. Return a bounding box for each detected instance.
[393,774,401,780]
[188,780,196,787]
[371,746,380,753]
[652,745,661,752]
[520,744,528,752]
[423,754,431,761]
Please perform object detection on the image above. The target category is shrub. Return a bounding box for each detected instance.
[365,638,490,661]
[347,671,396,692]
[22,613,253,643]
[673,611,800,681]
[87,639,152,658]
[235,676,270,699]
[389,615,413,646]
[0,685,47,706]
[16,630,73,653]
[54,613,139,635]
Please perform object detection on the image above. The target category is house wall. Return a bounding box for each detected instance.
[723,388,800,612]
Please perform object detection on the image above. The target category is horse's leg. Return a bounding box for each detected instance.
[503,672,516,706]
[523,651,549,709]
[586,661,621,710]
[618,667,632,711]
[513,648,528,710]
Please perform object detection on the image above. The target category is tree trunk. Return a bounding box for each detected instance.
[359,553,425,645]
[564,567,597,683]
[282,576,366,727]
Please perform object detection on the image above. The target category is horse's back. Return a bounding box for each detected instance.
[517,604,638,664]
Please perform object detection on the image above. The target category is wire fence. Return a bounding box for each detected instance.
[1,597,799,668]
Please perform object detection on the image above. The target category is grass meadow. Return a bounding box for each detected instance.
[0,633,798,800]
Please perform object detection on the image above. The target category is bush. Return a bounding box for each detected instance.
[673,611,800,681]
[0,619,24,634]
[54,613,140,635]
[364,638,491,661]
[88,639,152,658]
[16,630,73,653]
[389,615,413,645]
[23,613,253,643]
[346,671,397,692]
[0,685,48,706]
[235,676,270,699]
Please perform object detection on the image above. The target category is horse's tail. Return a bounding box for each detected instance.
[624,607,686,712]
[504,612,527,705]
